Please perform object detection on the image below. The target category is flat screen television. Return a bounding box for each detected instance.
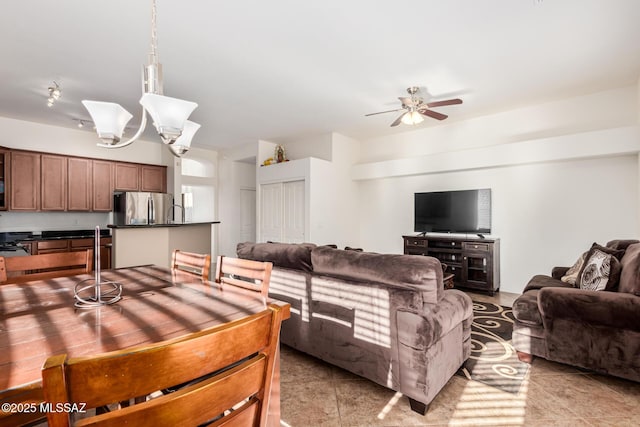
[414,189,491,234]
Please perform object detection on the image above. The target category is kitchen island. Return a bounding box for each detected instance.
[108,222,220,271]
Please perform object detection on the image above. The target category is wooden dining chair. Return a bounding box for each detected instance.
[0,249,93,285]
[171,249,211,281]
[215,255,273,300]
[41,303,286,427]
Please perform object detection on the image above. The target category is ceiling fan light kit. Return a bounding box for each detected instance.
[366,86,462,127]
[401,111,424,125]
[81,0,199,156]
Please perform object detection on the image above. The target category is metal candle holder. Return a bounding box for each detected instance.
[74,226,122,308]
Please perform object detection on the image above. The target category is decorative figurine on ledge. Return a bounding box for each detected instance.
[275,144,287,163]
[260,144,289,166]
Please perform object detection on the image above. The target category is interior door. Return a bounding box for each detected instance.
[282,180,305,243]
[259,183,282,243]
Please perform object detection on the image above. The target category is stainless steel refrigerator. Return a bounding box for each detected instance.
[113,192,174,225]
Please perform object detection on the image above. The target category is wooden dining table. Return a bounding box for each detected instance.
[0,265,290,427]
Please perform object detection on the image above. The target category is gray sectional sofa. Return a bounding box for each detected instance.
[512,240,640,382]
[237,242,473,414]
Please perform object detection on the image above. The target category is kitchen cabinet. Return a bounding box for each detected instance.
[35,239,69,254]
[0,149,8,210]
[41,154,67,211]
[114,162,140,191]
[92,160,114,211]
[67,157,92,211]
[25,237,113,270]
[115,162,167,193]
[4,147,167,211]
[9,151,40,211]
[71,237,112,270]
[140,164,167,192]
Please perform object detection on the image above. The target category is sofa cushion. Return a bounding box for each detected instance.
[512,289,542,326]
[606,239,640,251]
[311,246,443,304]
[618,243,640,296]
[577,246,623,291]
[560,252,587,286]
[236,242,316,272]
[523,274,573,293]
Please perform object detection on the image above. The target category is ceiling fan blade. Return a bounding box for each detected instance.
[418,108,448,120]
[426,98,463,108]
[365,108,405,117]
[390,112,406,127]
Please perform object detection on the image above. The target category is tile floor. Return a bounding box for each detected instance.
[278,290,640,426]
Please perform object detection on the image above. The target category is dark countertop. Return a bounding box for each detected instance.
[107,221,220,229]
[3,229,111,243]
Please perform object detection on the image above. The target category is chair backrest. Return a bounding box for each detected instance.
[0,250,93,285]
[42,303,286,427]
[215,255,273,300]
[171,249,211,281]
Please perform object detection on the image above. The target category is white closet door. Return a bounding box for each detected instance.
[282,180,305,243]
[259,183,282,242]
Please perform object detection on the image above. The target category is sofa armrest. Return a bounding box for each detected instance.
[551,266,570,280]
[396,290,473,350]
[538,287,640,332]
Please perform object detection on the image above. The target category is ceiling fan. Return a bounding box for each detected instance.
[365,86,462,127]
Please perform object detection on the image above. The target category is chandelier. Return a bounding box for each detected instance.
[82,0,200,157]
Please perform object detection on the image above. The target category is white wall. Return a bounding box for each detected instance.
[352,85,640,294]
[0,116,165,163]
[358,85,638,163]
[357,155,638,294]
[277,133,333,162]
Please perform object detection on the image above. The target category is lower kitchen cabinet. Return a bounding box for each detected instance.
[23,237,112,270]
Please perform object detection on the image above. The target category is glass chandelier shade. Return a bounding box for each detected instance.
[169,120,200,156]
[139,93,198,145]
[401,110,424,125]
[82,101,133,144]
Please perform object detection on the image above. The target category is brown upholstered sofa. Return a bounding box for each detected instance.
[237,242,473,414]
[512,240,640,382]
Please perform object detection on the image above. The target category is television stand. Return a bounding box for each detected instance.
[403,235,500,295]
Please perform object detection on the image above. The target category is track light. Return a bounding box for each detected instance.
[47,81,61,107]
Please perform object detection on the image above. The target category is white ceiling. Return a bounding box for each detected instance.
[1,0,639,151]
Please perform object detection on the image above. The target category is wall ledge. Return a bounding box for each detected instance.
[351,126,640,181]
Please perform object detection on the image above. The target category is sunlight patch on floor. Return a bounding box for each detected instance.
[376,391,403,420]
[449,376,530,426]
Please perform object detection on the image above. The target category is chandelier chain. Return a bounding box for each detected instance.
[150,0,158,64]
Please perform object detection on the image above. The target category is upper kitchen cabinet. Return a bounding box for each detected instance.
[140,164,167,193]
[67,157,92,211]
[92,160,114,212]
[5,148,167,211]
[114,162,167,193]
[9,151,40,211]
[41,154,68,211]
[0,149,8,210]
[114,162,140,191]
